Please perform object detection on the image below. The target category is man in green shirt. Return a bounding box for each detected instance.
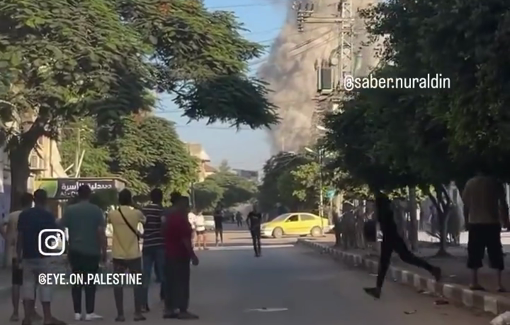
[61,185,107,321]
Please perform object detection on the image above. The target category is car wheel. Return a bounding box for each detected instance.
[310,226,321,237]
[272,227,283,238]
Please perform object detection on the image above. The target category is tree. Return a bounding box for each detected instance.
[58,117,110,177]
[0,0,151,210]
[116,0,278,128]
[206,163,257,208]
[1,0,279,211]
[258,152,313,212]
[276,161,321,212]
[193,180,224,213]
[106,115,197,198]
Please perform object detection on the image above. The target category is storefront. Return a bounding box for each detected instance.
[34,177,127,216]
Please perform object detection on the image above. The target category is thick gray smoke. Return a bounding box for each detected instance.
[258,0,380,154]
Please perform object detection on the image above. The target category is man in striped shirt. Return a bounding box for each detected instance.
[141,189,165,312]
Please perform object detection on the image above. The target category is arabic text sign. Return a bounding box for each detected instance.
[36,179,117,199]
[58,180,114,198]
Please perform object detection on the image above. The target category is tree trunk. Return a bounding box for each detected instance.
[430,185,452,257]
[9,147,32,212]
[408,187,418,251]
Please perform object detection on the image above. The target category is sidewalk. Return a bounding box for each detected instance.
[297,237,510,315]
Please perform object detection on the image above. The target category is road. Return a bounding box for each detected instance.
[0,228,492,325]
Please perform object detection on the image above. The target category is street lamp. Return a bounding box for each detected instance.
[304,147,325,235]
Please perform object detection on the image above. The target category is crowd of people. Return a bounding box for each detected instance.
[0,185,202,324]
[364,171,510,298]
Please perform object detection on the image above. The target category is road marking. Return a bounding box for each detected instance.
[205,244,294,251]
[245,308,288,312]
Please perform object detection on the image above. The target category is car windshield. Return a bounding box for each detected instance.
[271,213,292,222]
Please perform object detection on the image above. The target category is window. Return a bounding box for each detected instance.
[286,215,299,222]
[301,214,316,221]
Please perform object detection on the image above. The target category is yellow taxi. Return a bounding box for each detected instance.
[261,213,329,238]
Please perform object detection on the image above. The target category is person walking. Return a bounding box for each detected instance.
[61,185,106,321]
[462,171,509,291]
[246,206,262,257]
[364,191,441,299]
[213,205,224,246]
[236,211,243,227]
[1,193,42,322]
[140,188,165,312]
[107,189,146,321]
[194,211,208,250]
[17,189,66,325]
[163,196,199,319]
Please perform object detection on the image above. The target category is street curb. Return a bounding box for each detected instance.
[297,239,510,315]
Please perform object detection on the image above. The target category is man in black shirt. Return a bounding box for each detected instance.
[213,206,223,246]
[364,192,442,299]
[247,205,262,257]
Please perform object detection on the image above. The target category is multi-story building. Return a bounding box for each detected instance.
[185,142,211,182]
[233,169,259,183]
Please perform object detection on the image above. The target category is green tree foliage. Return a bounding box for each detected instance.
[258,152,323,212]
[0,0,151,209]
[193,180,224,213]
[106,115,197,198]
[0,0,278,210]
[59,115,197,199]
[116,0,278,128]
[276,161,322,212]
[321,0,510,254]
[58,118,110,177]
[206,167,257,208]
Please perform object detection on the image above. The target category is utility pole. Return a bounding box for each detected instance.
[293,1,355,143]
[74,128,81,177]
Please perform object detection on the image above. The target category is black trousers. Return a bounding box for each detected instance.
[250,229,261,254]
[376,231,435,289]
[467,224,504,270]
[68,251,100,314]
[164,257,191,312]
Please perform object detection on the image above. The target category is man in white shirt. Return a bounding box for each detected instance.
[194,212,207,250]
[188,210,197,249]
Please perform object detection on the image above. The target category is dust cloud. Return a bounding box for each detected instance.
[257,0,380,154]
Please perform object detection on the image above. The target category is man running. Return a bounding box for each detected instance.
[246,205,262,257]
[61,185,106,321]
[364,191,441,299]
[213,205,224,246]
[1,193,41,322]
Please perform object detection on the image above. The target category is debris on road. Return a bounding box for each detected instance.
[491,311,510,325]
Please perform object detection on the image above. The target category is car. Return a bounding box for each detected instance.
[261,213,330,238]
[203,215,215,231]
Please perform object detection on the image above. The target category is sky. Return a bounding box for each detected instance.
[156,0,286,172]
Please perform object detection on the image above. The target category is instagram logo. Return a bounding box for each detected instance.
[38,229,66,256]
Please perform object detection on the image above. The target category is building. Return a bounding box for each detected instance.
[233,169,259,183]
[185,142,211,182]
[204,164,217,178]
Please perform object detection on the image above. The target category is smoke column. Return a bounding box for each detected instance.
[258,0,380,154]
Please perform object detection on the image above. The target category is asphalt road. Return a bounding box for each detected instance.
[0,229,493,325]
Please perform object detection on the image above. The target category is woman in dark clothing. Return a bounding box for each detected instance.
[364,192,442,299]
